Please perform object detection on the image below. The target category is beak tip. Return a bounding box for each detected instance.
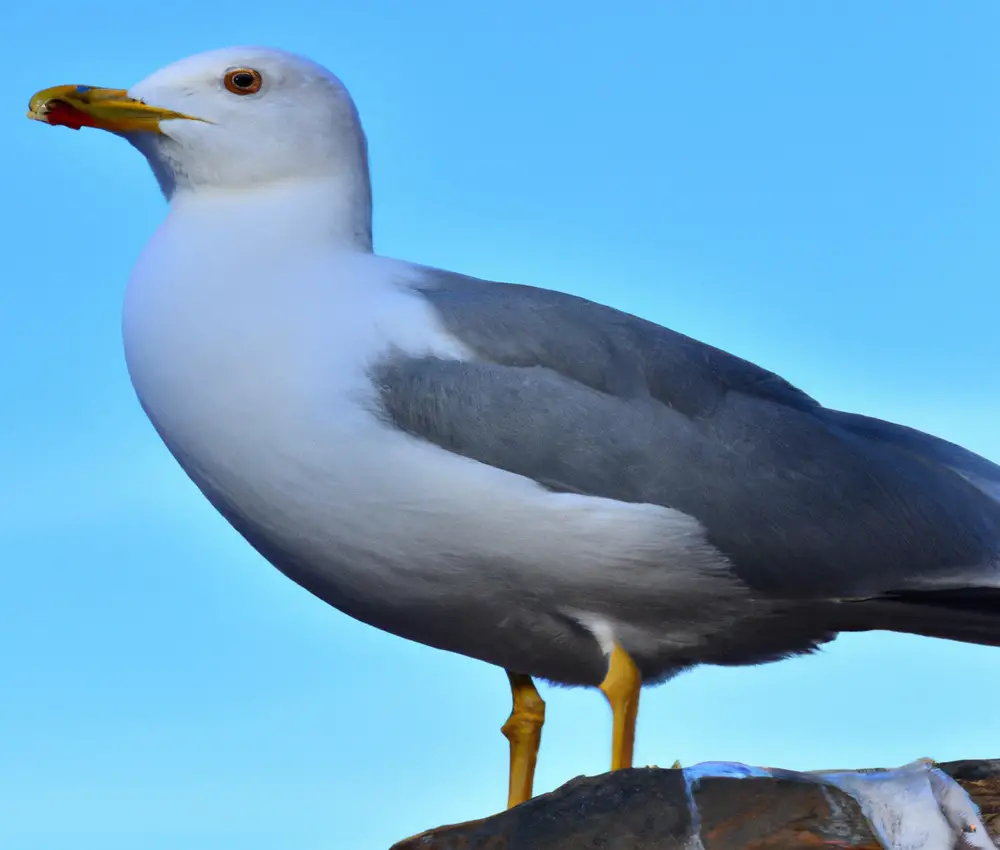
[26,105,53,124]
[26,95,100,131]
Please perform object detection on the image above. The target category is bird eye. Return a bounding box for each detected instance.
[224,68,263,95]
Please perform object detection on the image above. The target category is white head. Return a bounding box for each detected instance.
[28,46,374,247]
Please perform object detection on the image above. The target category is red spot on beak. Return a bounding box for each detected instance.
[42,100,100,131]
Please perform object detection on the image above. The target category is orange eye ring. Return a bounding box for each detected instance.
[224,68,263,95]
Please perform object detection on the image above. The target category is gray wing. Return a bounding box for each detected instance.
[375,268,1000,602]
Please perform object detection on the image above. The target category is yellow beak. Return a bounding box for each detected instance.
[27,85,203,133]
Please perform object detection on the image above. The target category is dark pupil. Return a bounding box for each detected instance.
[232,72,255,89]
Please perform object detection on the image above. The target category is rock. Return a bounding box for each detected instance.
[392,759,1000,849]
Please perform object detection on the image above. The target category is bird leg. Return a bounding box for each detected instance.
[501,670,546,809]
[598,644,642,771]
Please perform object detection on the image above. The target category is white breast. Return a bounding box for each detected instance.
[122,194,471,562]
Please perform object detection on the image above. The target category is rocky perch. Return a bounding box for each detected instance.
[393,758,1000,849]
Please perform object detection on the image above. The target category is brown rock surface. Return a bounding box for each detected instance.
[392,759,1000,849]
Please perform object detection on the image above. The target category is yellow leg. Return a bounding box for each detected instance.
[500,671,545,809]
[598,644,642,771]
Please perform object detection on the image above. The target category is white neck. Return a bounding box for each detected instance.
[167,176,374,253]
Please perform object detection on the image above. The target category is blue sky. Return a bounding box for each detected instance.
[3,2,1000,848]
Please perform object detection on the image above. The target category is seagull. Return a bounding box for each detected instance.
[28,46,1000,811]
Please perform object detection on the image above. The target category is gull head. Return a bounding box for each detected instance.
[28,47,370,201]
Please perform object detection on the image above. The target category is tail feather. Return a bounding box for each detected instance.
[836,588,1000,648]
